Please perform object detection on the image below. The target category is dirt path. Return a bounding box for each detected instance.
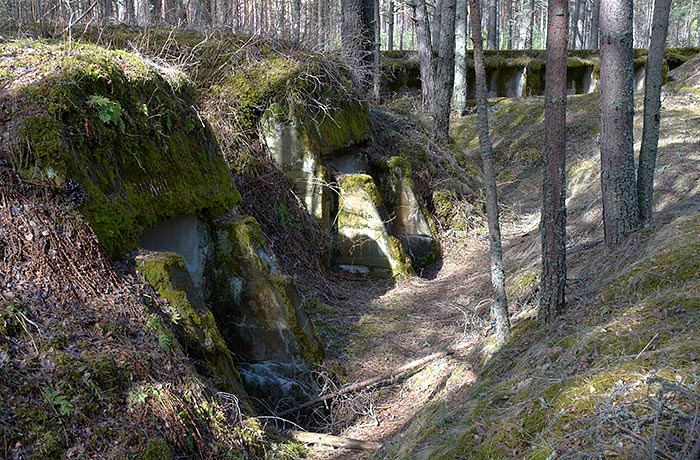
[303,230,498,459]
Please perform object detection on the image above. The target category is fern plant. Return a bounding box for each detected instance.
[43,387,75,416]
[144,314,172,354]
[88,94,126,133]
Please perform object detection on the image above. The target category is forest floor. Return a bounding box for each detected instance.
[307,228,494,460]
[302,56,700,459]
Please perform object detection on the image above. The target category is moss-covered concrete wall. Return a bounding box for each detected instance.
[381,48,700,98]
[206,216,324,365]
[136,251,252,407]
[208,53,370,154]
[0,41,240,258]
[336,174,414,279]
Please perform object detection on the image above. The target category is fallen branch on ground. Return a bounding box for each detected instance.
[290,430,382,451]
[279,350,450,417]
[613,422,675,460]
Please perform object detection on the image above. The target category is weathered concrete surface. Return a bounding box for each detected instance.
[336,174,413,279]
[139,214,323,409]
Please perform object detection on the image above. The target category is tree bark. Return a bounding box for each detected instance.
[373,0,381,100]
[599,0,639,248]
[525,0,536,48]
[571,0,583,48]
[637,0,671,225]
[292,0,301,41]
[433,0,443,49]
[488,0,499,48]
[469,0,510,344]
[454,0,469,115]
[433,0,457,142]
[410,0,435,110]
[341,0,377,92]
[539,0,568,324]
[589,0,599,48]
[505,0,513,49]
[387,0,395,50]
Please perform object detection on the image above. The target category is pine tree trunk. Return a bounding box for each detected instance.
[589,0,599,48]
[432,0,457,143]
[599,0,639,248]
[539,0,568,324]
[505,0,513,49]
[454,0,469,115]
[341,0,376,92]
[400,3,406,49]
[373,0,381,100]
[571,0,582,48]
[433,0,443,49]
[525,0,536,48]
[637,0,671,224]
[411,0,435,110]
[469,0,510,344]
[387,0,395,50]
[488,0,499,48]
[292,0,301,41]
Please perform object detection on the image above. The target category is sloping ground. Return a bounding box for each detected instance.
[306,58,700,459]
[0,169,253,458]
[0,40,314,459]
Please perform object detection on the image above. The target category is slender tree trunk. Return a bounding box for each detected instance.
[454,0,469,115]
[539,0,568,324]
[373,0,381,99]
[540,2,547,47]
[433,0,457,142]
[469,0,510,344]
[387,0,395,50]
[525,0,536,48]
[589,0,599,48]
[318,0,328,47]
[505,0,513,48]
[571,0,583,48]
[645,0,654,46]
[433,0,443,49]
[411,0,435,110]
[488,0,499,48]
[341,0,379,94]
[400,3,406,49]
[292,0,301,41]
[637,0,671,224]
[599,0,639,248]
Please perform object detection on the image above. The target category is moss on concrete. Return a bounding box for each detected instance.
[210,52,369,157]
[0,41,240,259]
[136,252,251,403]
[207,216,324,365]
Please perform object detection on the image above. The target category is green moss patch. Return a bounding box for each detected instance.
[208,51,369,157]
[0,41,240,258]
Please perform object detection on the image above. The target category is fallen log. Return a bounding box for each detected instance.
[278,350,449,417]
[290,430,382,451]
